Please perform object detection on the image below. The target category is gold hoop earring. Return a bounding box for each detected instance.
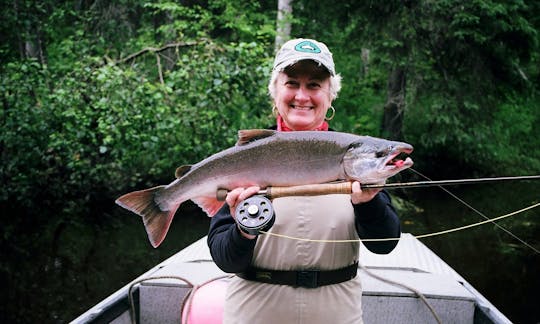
[272,105,279,117]
[325,106,335,121]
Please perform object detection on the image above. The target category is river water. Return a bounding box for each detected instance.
[48,182,539,323]
[400,181,539,324]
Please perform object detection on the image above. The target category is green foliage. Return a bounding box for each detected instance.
[2,40,272,214]
[144,0,275,43]
[1,3,275,321]
[487,94,540,171]
[295,0,540,177]
[405,91,540,175]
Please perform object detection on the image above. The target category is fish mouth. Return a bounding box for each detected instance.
[384,148,414,170]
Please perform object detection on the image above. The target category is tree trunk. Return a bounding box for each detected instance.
[360,48,370,77]
[275,0,293,51]
[13,0,47,64]
[381,67,406,141]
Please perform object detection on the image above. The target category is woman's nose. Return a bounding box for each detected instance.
[294,86,310,101]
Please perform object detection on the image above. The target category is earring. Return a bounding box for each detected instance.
[325,106,336,121]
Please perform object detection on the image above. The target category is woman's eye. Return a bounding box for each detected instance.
[285,81,299,87]
[308,82,321,89]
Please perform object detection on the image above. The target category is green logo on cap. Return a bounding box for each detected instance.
[295,41,321,53]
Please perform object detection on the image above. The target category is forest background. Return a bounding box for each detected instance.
[1,0,539,323]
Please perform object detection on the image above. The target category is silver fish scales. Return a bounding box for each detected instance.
[116,129,413,247]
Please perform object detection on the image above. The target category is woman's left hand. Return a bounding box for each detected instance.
[350,181,381,205]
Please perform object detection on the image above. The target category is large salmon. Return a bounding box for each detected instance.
[116,129,413,247]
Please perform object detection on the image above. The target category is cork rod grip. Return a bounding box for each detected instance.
[216,182,354,201]
[267,182,353,199]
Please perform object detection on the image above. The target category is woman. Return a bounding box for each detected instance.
[207,38,401,323]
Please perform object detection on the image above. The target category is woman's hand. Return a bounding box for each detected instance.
[350,181,382,205]
[226,186,261,239]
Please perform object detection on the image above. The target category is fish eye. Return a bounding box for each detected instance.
[348,142,363,150]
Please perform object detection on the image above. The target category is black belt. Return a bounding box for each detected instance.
[237,262,358,289]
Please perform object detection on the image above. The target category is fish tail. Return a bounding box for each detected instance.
[115,186,180,248]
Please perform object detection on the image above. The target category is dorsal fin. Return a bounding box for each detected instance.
[236,129,276,146]
[175,165,192,178]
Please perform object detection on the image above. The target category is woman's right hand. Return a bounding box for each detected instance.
[226,186,260,239]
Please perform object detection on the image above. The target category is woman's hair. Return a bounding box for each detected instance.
[267,68,342,100]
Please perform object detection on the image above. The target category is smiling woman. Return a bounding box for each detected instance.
[267,39,342,132]
[272,62,333,131]
[207,38,406,324]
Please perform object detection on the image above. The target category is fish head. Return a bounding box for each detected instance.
[342,136,413,184]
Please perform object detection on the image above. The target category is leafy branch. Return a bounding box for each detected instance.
[106,40,203,84]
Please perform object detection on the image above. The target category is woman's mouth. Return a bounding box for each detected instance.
[290,105,313,110]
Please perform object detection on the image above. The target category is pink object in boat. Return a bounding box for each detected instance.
[182,278,227,324]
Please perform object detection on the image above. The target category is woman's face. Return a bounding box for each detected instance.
[274,61,332,131]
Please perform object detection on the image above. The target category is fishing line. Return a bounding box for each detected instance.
[408,168,540,254]
[259,202,540,243]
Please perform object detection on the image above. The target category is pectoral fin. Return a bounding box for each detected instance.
[192,196,226,217]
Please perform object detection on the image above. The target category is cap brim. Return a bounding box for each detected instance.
[274,57,335,76]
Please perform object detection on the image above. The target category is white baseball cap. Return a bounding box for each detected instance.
[272,38,336,76]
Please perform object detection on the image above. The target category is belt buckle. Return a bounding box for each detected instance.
[296,270,319,288]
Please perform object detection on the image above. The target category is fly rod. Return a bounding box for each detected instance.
[216,175,540,201]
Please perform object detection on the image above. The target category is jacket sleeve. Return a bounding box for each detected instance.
[207,204,257,273]
[353,190,401,254]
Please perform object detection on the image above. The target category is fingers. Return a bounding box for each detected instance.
[226,186,260,240]
[226,186,260,217]
[351,181,381,205]
[351,181,361,193]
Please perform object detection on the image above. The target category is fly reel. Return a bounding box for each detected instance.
[235,195,275,235]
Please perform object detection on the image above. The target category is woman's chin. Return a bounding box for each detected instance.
[286,116,320,130]
[287,122,310,130]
